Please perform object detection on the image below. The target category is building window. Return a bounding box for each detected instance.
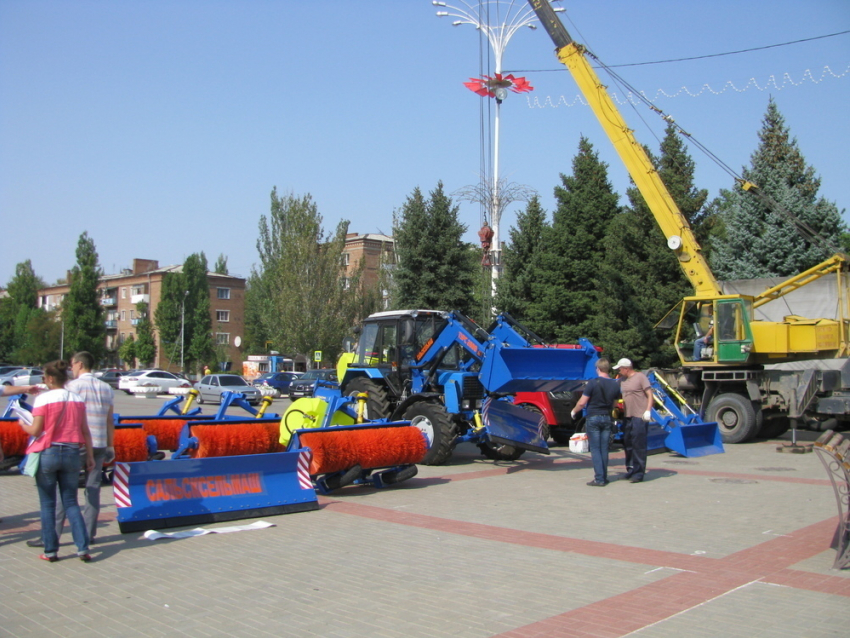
[130,310,135,320]
[131,285,144,295]
[120,333,126,344]
[121,287,127,299]
[343,253,350,266]
[217,288,230,300]
[216,310,230,322]
[216,333,230,345]
[342,277,351,290]
[121,310,126,321]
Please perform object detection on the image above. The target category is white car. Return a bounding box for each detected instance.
[0,367,43,386]
[118,369,191,394]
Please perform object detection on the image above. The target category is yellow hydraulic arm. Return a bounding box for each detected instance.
[527,1,721,299]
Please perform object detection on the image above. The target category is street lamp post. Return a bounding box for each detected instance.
[434,1,563,297]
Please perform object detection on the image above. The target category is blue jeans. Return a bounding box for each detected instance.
[585,415,612,483]
[35,446,89,557]
[693,336,712,361]
[56,447,106,541]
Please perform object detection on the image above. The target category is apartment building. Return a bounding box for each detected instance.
[342,233,394,305]
[37,258,246,372]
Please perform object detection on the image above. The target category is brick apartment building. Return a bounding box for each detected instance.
[342,233,394,306]
[37,258,246,372]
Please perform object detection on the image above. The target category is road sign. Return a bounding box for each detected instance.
[314,350,322,362]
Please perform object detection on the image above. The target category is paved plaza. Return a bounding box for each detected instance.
[1,394,848,637]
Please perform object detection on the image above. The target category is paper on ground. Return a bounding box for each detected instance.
[143,520,275,540]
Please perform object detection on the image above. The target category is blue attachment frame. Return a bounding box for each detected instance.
[646,371,724,457]
[156,395,201,417]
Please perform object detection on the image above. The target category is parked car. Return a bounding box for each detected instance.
[0,367,43,386]
[196,374,262,405]
[0,365,24,378]
[288,369,338,400]
[252,372,300,394]
[94,369,124,389]
[118,369,192,394]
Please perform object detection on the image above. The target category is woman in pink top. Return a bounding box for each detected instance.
[20,360,94,562]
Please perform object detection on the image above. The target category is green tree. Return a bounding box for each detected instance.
[593,126,708,368]
[248,188,370,365]
[392,182,477,314]
[134,301,157,367]
[119,334,136,368]
[0,260,46,361]
[213,253,229,275]
[182,253,213,372]
[62,232,105,360]
[711,98,845,278]
[15,309,61,364]
[154,271,187,365]
[527,137,621,341]
[495,196,550,323]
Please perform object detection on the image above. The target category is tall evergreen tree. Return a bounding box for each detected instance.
[528,137,620,341]
[183,252,213,372]
[393,182,477,314]
[62,232,105,361]
[711,98,845,278]
[593,127,708,367]
[495,196,550,323]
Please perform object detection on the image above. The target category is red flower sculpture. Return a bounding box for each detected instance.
[463,73,533,98]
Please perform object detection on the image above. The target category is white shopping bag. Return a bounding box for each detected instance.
[569,432,589,454]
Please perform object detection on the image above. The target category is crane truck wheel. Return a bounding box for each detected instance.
[342,377,391,420]
[706,393,758,444]
[402,401,455,466]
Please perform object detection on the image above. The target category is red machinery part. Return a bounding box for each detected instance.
[0,419,29,457]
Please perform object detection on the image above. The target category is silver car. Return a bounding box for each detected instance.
[0,367,43,386]
[196,374,262,405]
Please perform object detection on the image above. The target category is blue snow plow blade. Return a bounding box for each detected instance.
[481,398,550,454]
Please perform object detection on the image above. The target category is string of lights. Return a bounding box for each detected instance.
[526,64,850,108]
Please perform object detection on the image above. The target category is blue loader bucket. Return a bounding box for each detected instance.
[663,420,724,458]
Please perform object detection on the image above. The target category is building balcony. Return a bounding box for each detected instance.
[105,320,117,329]
[100,297,117,306]
[131,318,141,326]
[131,294,149,305]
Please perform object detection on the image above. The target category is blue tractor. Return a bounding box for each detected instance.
[338,310,600,465]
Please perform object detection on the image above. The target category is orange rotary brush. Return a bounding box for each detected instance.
[113,428,150,462]
[301,426,427,475]
[133,419,188,451]
[193,422,282,458]
[0,419,29,457]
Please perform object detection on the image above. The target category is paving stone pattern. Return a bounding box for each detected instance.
[2,404,848,637]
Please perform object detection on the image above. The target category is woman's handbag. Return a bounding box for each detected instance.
[21,451,41,477]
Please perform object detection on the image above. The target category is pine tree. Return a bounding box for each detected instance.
[62,232,105,361]
[393,182,477,314]
[711,98,845,278]
[593,126,707,368]
[495,196,550,324]
[528,137,620,341]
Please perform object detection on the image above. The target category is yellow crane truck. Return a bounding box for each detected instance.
[526,0,850,443]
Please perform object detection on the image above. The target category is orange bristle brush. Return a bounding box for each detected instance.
[193,422,282,458]
[113,428,150,462]
[0,418,29,457]
[301,426,427,475]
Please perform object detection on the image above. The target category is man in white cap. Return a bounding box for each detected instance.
[612,358,654,483]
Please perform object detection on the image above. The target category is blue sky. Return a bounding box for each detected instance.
[2,0,848,286]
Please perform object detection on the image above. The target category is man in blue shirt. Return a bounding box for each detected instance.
[571,358,621,486]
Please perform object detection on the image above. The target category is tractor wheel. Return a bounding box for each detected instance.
[707,392,758,443]
[477,441,526,461]
[403,401,455,466]
[342,377,391,420]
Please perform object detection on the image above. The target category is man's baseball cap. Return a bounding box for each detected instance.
[612,358,633,370]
